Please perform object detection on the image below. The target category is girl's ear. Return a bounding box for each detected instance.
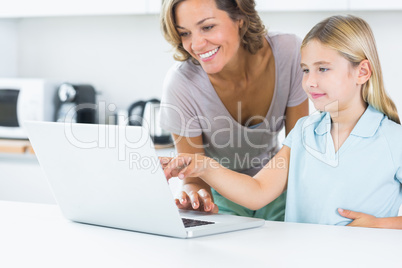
[357,59,372,85]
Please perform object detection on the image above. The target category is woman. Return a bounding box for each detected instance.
[159,0,308,221]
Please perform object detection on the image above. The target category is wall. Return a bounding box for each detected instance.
[0,19,18,77]
[1,11,402,117]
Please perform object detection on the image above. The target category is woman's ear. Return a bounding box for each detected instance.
[239,19,244,29]
[357,59,372,85]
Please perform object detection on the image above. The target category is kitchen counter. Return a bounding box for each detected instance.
[1,200,401,268]
[0,138,173,154]
[0,139,34,154]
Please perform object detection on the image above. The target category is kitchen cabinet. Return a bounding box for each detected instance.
[0,0,161,18]
[255,0,349,12]
[1,0,401,18]
[350,0,402,10]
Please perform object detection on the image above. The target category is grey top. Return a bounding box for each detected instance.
[160,32,307,175]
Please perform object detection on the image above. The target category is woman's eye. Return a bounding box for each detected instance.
[319,67,329,72]
[302,69,309,74]
[178,32,189,37]
[203,25,214,31]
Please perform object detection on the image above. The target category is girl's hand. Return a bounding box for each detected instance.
[338,208,379,228]
[162,153,206,180]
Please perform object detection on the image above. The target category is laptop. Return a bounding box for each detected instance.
[25,121,264,238]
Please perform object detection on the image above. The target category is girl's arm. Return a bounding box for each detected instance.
[164,146,291,211]
[338,209,402,229]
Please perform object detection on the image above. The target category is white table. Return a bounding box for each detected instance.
[1,201,401,268]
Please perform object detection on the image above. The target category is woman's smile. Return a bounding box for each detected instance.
[198,47,220,61]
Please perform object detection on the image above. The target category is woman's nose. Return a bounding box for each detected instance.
[191,33,206,52]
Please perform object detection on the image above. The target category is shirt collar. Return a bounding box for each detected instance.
[314,105,384,137]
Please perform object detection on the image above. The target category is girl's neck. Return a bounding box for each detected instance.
[329,99,368,132]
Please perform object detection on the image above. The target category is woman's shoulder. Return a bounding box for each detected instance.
[267,32,302,53]
[163,60,208,93]
[166,60,205,82]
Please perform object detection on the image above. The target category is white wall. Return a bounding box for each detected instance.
[1,11,402,117]
[16,14,175,117]
[0,19,18,77]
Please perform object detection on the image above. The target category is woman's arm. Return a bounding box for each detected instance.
[172,133,218,213]
[165,145,291,211]
[285,99,309,136]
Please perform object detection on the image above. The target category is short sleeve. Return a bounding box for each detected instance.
[382,119,402,184]
[282,116,307,149]
[159,63,203,137]
[287,36,308,108]
[282,129,294,149]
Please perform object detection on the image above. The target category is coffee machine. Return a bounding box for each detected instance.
[55,83,97,123]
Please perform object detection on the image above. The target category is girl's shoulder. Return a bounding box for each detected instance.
[380,117,402,144]
[294,112,327,131]
[379,118,402,170]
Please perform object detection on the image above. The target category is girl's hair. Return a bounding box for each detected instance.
[302,15,400,124]
[160,0,266,63]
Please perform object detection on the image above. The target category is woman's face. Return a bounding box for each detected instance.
[175,0,243,74]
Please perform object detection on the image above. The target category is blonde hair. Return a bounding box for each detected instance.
[302,15,400,124]
[160,0,266,63]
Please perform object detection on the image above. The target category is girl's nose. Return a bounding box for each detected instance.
[305,73,318,88]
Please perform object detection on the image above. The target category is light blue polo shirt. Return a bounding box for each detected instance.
[283,105,402,225]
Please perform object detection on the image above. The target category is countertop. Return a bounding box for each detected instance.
[1,201,401,268]
[0,139,34,154]
[0,138,173,154]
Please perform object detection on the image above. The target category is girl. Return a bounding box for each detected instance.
[162,15,402,229]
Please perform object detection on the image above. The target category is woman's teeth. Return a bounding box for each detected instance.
[199,47,219,59]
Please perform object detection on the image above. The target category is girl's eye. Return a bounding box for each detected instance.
[319,67,329,72]
[302,69,309,74]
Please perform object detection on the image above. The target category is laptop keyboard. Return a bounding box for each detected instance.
[181,218,215,228]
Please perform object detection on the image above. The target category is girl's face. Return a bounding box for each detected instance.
[175,0,243,74]
[300,40,363,113]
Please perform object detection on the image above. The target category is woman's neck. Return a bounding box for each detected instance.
[208,39,271,87]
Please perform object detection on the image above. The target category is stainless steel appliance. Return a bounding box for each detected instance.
[55,83,97,124]
[126,98,172,145]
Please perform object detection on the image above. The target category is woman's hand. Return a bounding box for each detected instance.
[175,188,218,213]
[159,156,218,213]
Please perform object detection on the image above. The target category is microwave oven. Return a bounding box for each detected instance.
[0,78,60,139]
